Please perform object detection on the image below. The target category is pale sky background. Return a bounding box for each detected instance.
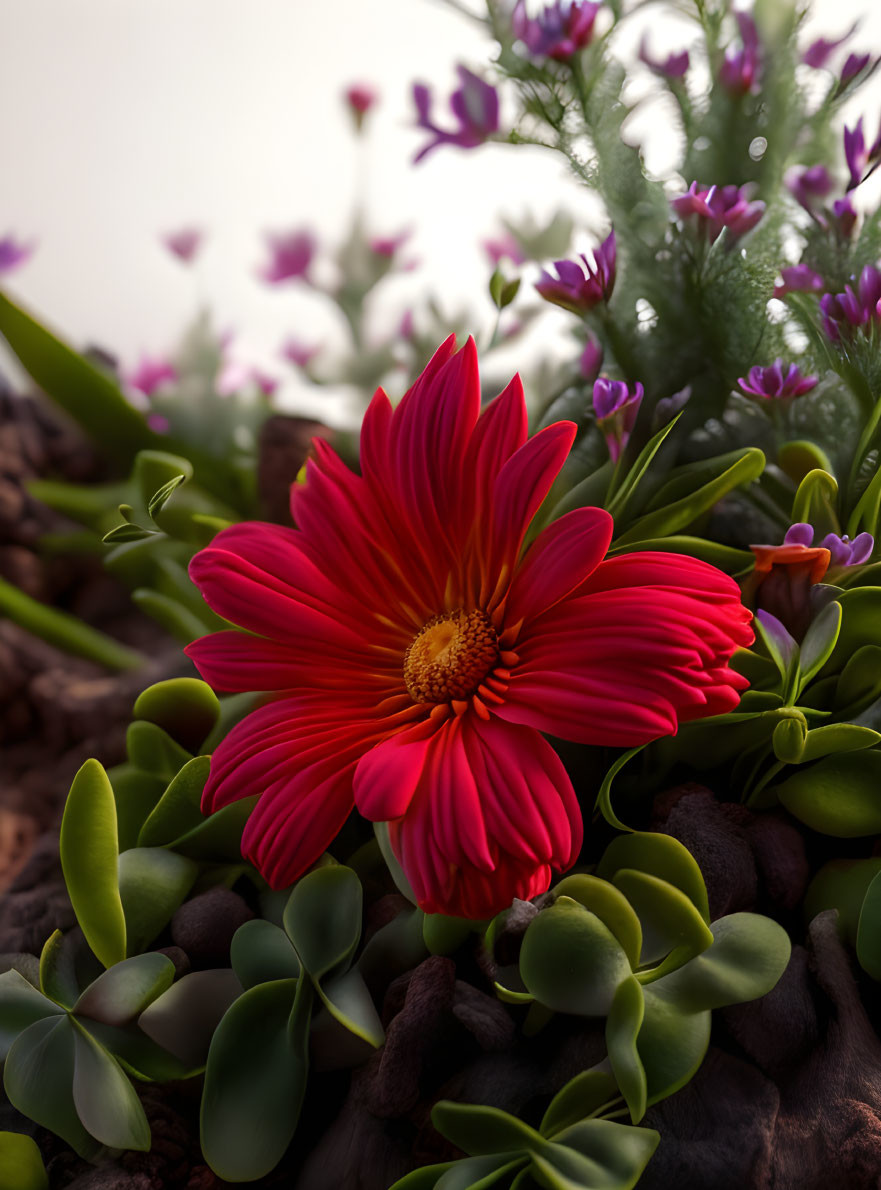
[2,0,881,423]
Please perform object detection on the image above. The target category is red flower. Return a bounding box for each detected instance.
[186,337,753,918]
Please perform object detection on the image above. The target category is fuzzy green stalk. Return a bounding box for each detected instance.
[0,576,144,671]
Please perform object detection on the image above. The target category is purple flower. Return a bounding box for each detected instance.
[0,235,35,275]
[802,25,857,69]
[162,227,203,264]
[258,229,315,284]
[844,117,881,190]
[719,10,761,96]
[579,334,604,382]
[840,52,872,88]
[147,413,171,435]
[672,182,765,245]
[536,230,616,314]
[821,531,874,567]
[639,36,689,79]
[345,83,378,132]
[784,164,833,213]
[127,356,178,397]
[773,264,824,300]
[512,1,601,62]
[280,338,320,369]
[820,264,881,340]
[218,360,278,396]
[737,360,818,401]
[653,385,692,430]
[483,230,525,266]
[593,377,643,463]
[832,196,858,238]
[412,66,499,164]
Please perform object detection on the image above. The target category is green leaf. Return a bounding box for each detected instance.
[432,1101,542,1158]
[117,848,199,956]
[825,588,881,676]
[59,760,127,969]
[0,289,155,462]
[615,448,765,546]
[612,871,714,969]
[596,832,710,925]
[609,535,753,572]
[606,413,681,521]
[0,969,63,1059]
[754,612,799,687]
[805,858,881,945]
[138,969,243,1070]
[73,953,174,1027]
[318,967,384,1048]
[0,1131,49,1190]
[836,645,881,711]
[230,919,301,989]
[636,985,711,1107]
[856,870,881,980]
[200,977,310,1181]
[605,977,647,1123]
[133,678,221,753]
[790,466,839,534]
[136,756,210,848]
[3,1016,100,1161]
[540,1069,620,1139]
[125,721,193,782]
[70,1017,151,1150]
[102,522,159,545]
[165,794,258,862]
[147,473,187,519]
[520,900,632,1016]
[799,723,881,763]
[83,1019,199,1083]
[389,1157,525,1190]
[284,865,363,981]
[541,1118,660,1189]
[552,875,642,971]
[107,764,167,852]
[38,930,80,1010]
[776,750,881,835]
[423,913,476,955]
[133,590,212,643]
[595,747,641,833]
[797,600,842,691]
[772,715,806,763]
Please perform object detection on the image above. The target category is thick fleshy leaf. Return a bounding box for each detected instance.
[432,1101,543,1158]
[797,600,842,690]
[0,1131,48,1190]
[70,1019,151,1150]
[73,953,175,1027]
[85,1019,198,1083]
[39,930,79,1010]
[125,722,193,782]
[804,858,881,945]
[824,587,881,676]
[3,1016,99,1161]
[283,865,362,980]
[167,795,258,862]
[596,833,710,924]
[230,919,301,989]
[856,870,881,980]
[605,977,647,1124]
[138,969,243,1070]
[552,875,642,970]
[612,871,714,970]
[540,1118,660,1189]
[540,1069,620,1139]
[132,679,220,753]
[836,645,881,710]
[200,977,310,1181]
[136,757,211,848]
[0,969,63,1059]
[107,764,167,852]
[637,984,711,1107]
[117,848,198,955]
[388,1157,525,1190]
[776,750,881,835]
[59,760,127,969]
[132,589,211,643]
[318,967,384,1048]
[790,466,839,535]
[520,899,632,1016]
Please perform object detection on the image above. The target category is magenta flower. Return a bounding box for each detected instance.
[639,36,689,79]
[127,356,178,397]
[579,335,604,382]
[844,117,881,190]
[784,164,833,213]
[345,83,377,116]
[162,227,203,264]
[672,182,765,245]
[802,25,857,69]
[412,67,499,164]
[512,0,601,61]
[820,265,881,340]
[218,360,278,396]
[258,229,315,284]
[737,360,818,401]
[832,196,858,238]
[821,531,874,567]
[369,230,411,260]
[840,52,872,88]
[0,235,35,275]
[773,264,824,300]
[483,231,525,266]
[593,377,643,462]
[536,231,616,315]
[281,337,320,369]
[719,10,761,95]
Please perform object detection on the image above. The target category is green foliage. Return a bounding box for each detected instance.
[0,1132,49,1190]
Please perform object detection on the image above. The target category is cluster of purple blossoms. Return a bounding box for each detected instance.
[536,230,616,314]
[639,36,689,79]
[773,265,825,300]
[412,66,499,164]
[719,11,761,96]
[820,264,881,341]
[0,235,35,275]
[258,230,316,285]
[671,183,765,245]
[784,165,857,237]
[512,0,601,61]
[593,377,643,463]
[738,360,818,402]
[844,116,881,191]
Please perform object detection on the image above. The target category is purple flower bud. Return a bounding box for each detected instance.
[593,377,644,463]
[579,334,604,381]
[162,227,203,264]
[832,196,858,238]
[413,66,500,164]
[841,52,872,87]
[483,231,525,267]
[280,338,320,369]
[720,10,761,95]
[0,235,36,275]
[653,385,692,430]
[345,83,377,119]
[821,265,881,340]
[258,229,316,284]
[127,356,178,397]
[844,117,868,189]
[369,230,412,259]
[820,531,874,566]
[737,360,818,401]
[672,182,765,245]
[536,230,616,314]
[802,24,857,69]
[639,36,689,79]
[512,1,601,62]
[774,264,825,299]
[784,164,833,212]
[784,523,816,547]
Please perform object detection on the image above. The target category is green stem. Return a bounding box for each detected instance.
[0,576,144,671]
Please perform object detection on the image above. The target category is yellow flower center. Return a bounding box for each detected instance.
[404,609,499,704]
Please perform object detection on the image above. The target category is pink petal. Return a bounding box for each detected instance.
[353,719,438,821]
